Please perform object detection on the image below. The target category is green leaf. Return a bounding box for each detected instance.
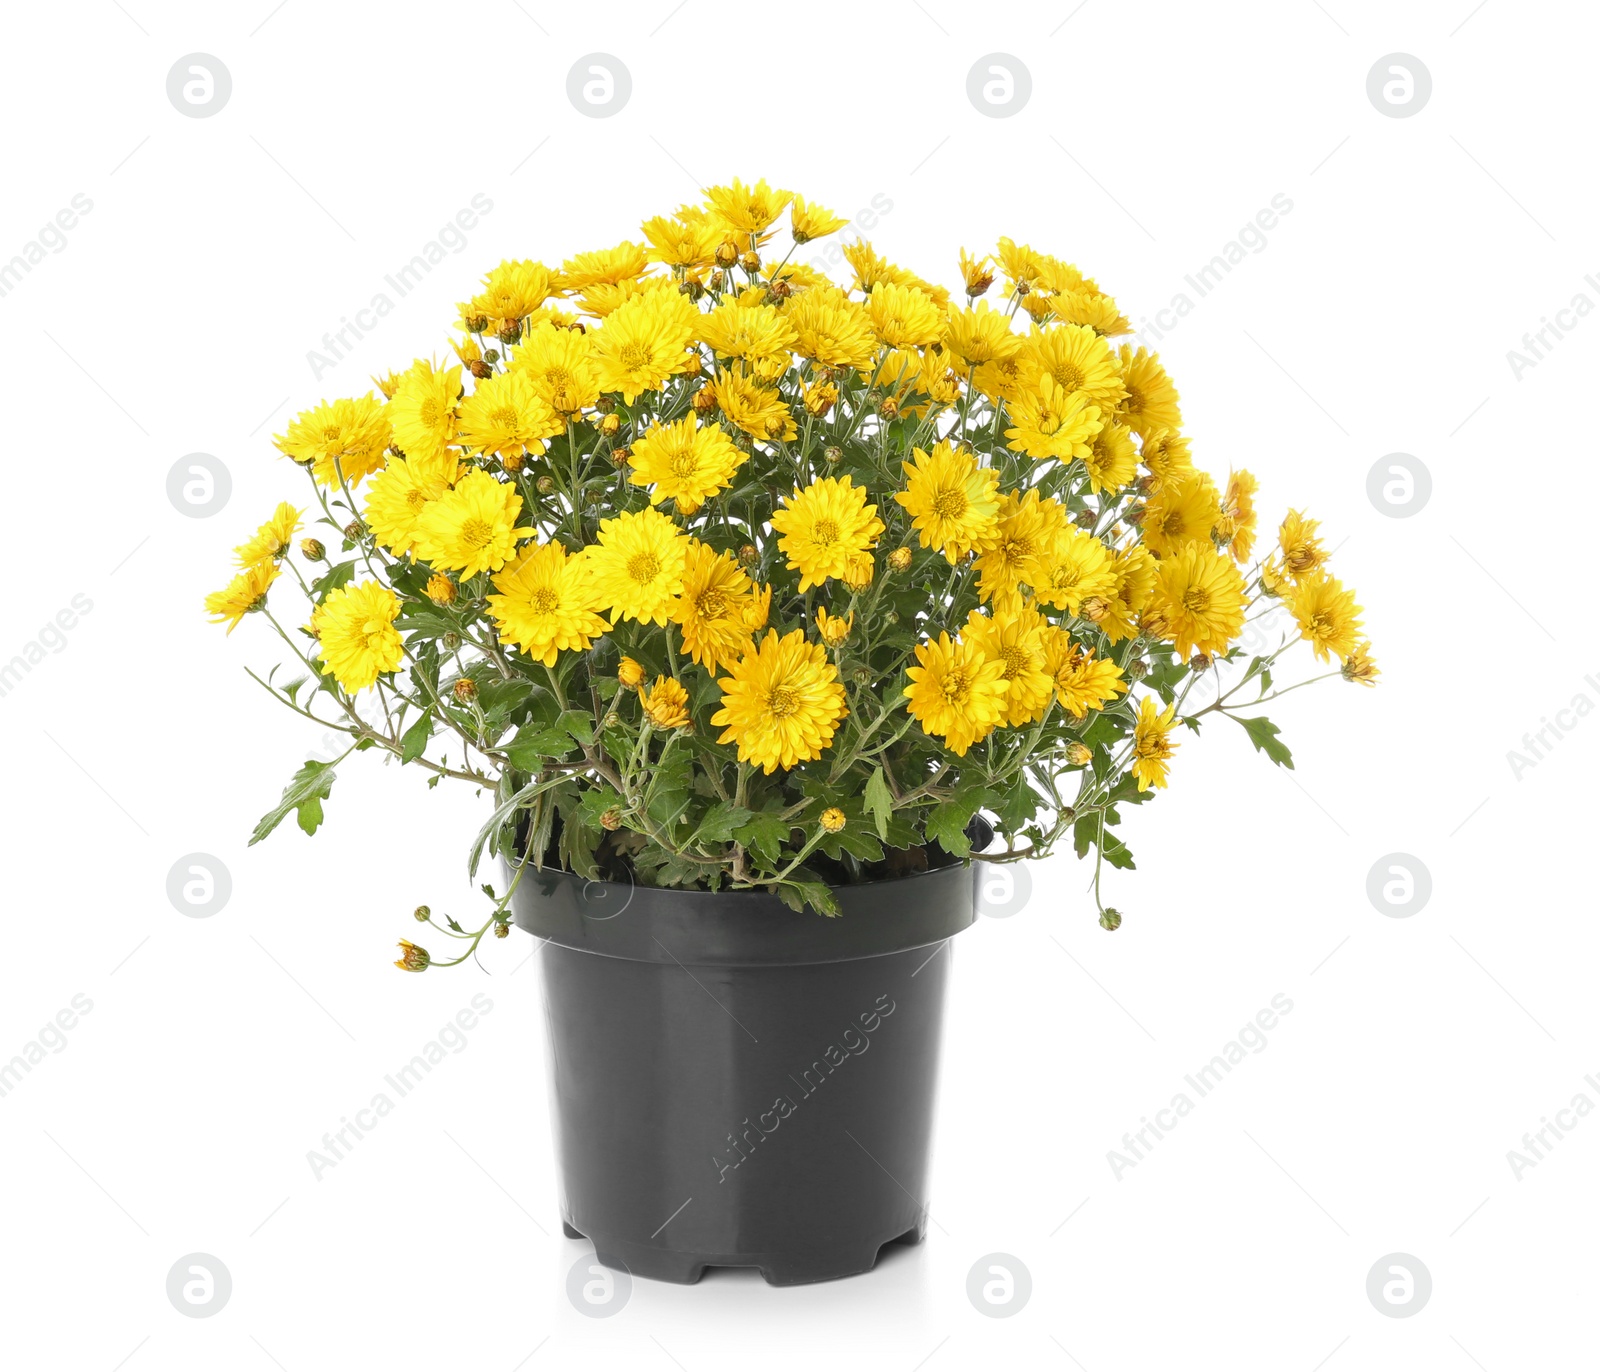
[282,676,309,704]
[1236,714,1294,770]
[925,797,980,859]
[735,808,792,867]
[555,709,596,746]
[863,766,893,842]
[249,760,337,845]
[776,879,840,918]
[400,710,434,763]
[693,800,752,847]
[505,726,579,769]
[312,560,357,598]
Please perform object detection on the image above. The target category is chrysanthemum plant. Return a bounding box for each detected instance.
[210,179,1375,969]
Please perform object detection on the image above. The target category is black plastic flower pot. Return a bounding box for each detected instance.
[507,840,983,1286]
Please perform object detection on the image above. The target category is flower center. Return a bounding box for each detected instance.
[670,450,701,479]
[1181,587,1210,614]
[460,517,495,549]
[931,489,967,520]
[490,405,519,430]
[620,342,652,370]
[529,588,560,615]
[1000,646,1028,679]
[1052,362,1085,390]
[627,552,662,584]
[695,590,729,621]
[419,398,443,426]
[768,684,800,718]
[941,669,971,704]
[406,489,428,511]
[812,519,840,546]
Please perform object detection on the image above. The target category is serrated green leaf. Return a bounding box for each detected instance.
[505,726,579,769]
[864,766,893,841]
[735,808,792,866]
[925,797,979,859]
[556,709,596,746]
[312,560,358,598]
[694,800,752,847]
[400,710,434,763]
[1236,714,1294,769]
[250,760,336,845]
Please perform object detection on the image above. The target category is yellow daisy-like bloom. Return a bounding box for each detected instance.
[1034,527,1118,617]
[1084,420,1139,494]
[782,286,878,371]
[233,503,302,567]
[1278,509,1328,580]
[1004,376,1102,463]
[770,476,885,592]
[426,573,456,606]
[903,632,1008,756]
[628,413,747,515]
[959,248,995,297]
[585,508,690,626]
[641,213,723,268]
[387,361,461,465]
[590,289,699,403]
[894,440,1001,563]
[1130,696,1180,791]
[698,297,798,379]
[487,541,609,668]
[1056,289,1131,336]
[712,628,848,774]
[866,283,945,349]
[1043,632,1128,719]
[972,352,1029,406]
[841,553,875,591]
[1117,345,1183,439]
[1260,556,1291,598]
[456,369,562,461]
[413,468,530,578]
[1342,640,1380,686]
[1153,544,1248,660]
[745,582,773,633]
[1018,324,1127,412]
[311,580,404,693]
[1290,570,1364,663]
[815,605,853,647]
[560,241,649,293]
[205,561,279,633]
[942,301,1022,366]
[1140,429,1194,492]
[643,676,692,730]
[995,236,1046,293]
[789,195,848,243]
[973,488,1066,608]
[710,370,797,442]
[617,656,646,689]
[1099,545,1159,643]
[509,323,601,416]
[274,395,392,488]
[962,608,1054,727]
[841,240,949,304]
[705,178,794,236]
[672,541,759,671]
[1141,472,1222,558]
[364,456,455,558]
[1217,468,1259,562]
[461,259,555,326]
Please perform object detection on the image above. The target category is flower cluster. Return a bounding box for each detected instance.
[209,178,1374,964]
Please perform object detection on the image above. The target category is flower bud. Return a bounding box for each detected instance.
[452,678,478,705]
[1080,596,1110,622]
[413,904,431,923]
[536,475,555,494]
[342,519,363,541]
[1128,658,1149,679]
[497,320,522,345]
[602,711,620,730]
[820,806,846,833]
[441,631,462,652]
[804,381,837,418]
[739,250,761,274]
[395,939,431,972]
[681,351,703,376]
[888,547,913,572]
[600,807,623,831]
[501,449,525,472]
[823,445,843,466]
[493,920,510,939]
[738,544,758,565]
[617,657,645,689]
[842,555,874,592]
[468,359,493,380]
[1189,653,1212,673]
[1098,907,1122,932]
[611,446,632,468]
[426,574,457,607]
[299,537,326,562]
[692,386,718,415]
[715,240,739,267]
[1066,742,1093,766]
[769,277,793,299]
[465,314,489,334]
[1074,508,1098,531]
[599,413,621,436]
[878,395,899,420]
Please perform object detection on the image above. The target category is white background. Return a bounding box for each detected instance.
[0,1,1592,1368]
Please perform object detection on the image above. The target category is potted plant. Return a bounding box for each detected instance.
[209,178,1376,1285]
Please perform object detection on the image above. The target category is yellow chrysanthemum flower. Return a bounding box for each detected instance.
[456,369,562,461]
[1131,696,1180,791]
[1217,468,1259,562]
[589,289,699,403]
[1044,632,1128,718]
[617,656,646,689]
[1290,570,1364,663]
[672,541,759,671]
[311,580,404,692]
[641,213,723,268]
[413,468,531,578]
[1098,545,1159,643]
[205,561,279,633]
[770,476,885,592]
[387,360,461,465]
[1140,429,1194,492]
[712,628,848,774]
[578,273,677,320]
[866,283,945,349]
[894,440,1001,563]
[584,508,690,626]
[1153,544,1248,660]
[1034,527,1118,617]
[508,322,601,416]
[1056,289,1131,336]
[963,608,1054,727]
[643,676,691,730]
[561,241,649,293]
[841,240,949,304]
[942,300,1022,366]
[1004,376,1102,463]
[698,297,798,379]
[789,195,848,243]
[1278,509,1328,580]
[627,413,748,515]
[1117,345,1183,439]
[1084,420,1138,494]
[704,178,794,236]
[972,352,1029,405]
[815,605,853,647]
[233,503,302,567]
[781,286,878,371]
[959,249,996,297]
[460,259,556,328]
[710,370,797,442]
[487,541,609,668]
[995,237,1047,293]
[903,632,1008,756]
[1342,640,1380,686]
[1018,324,1127,413]
[274,395,392,488]
[973,488,1067,608]
[364,456,455,558]
[1141,472,1222,558]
